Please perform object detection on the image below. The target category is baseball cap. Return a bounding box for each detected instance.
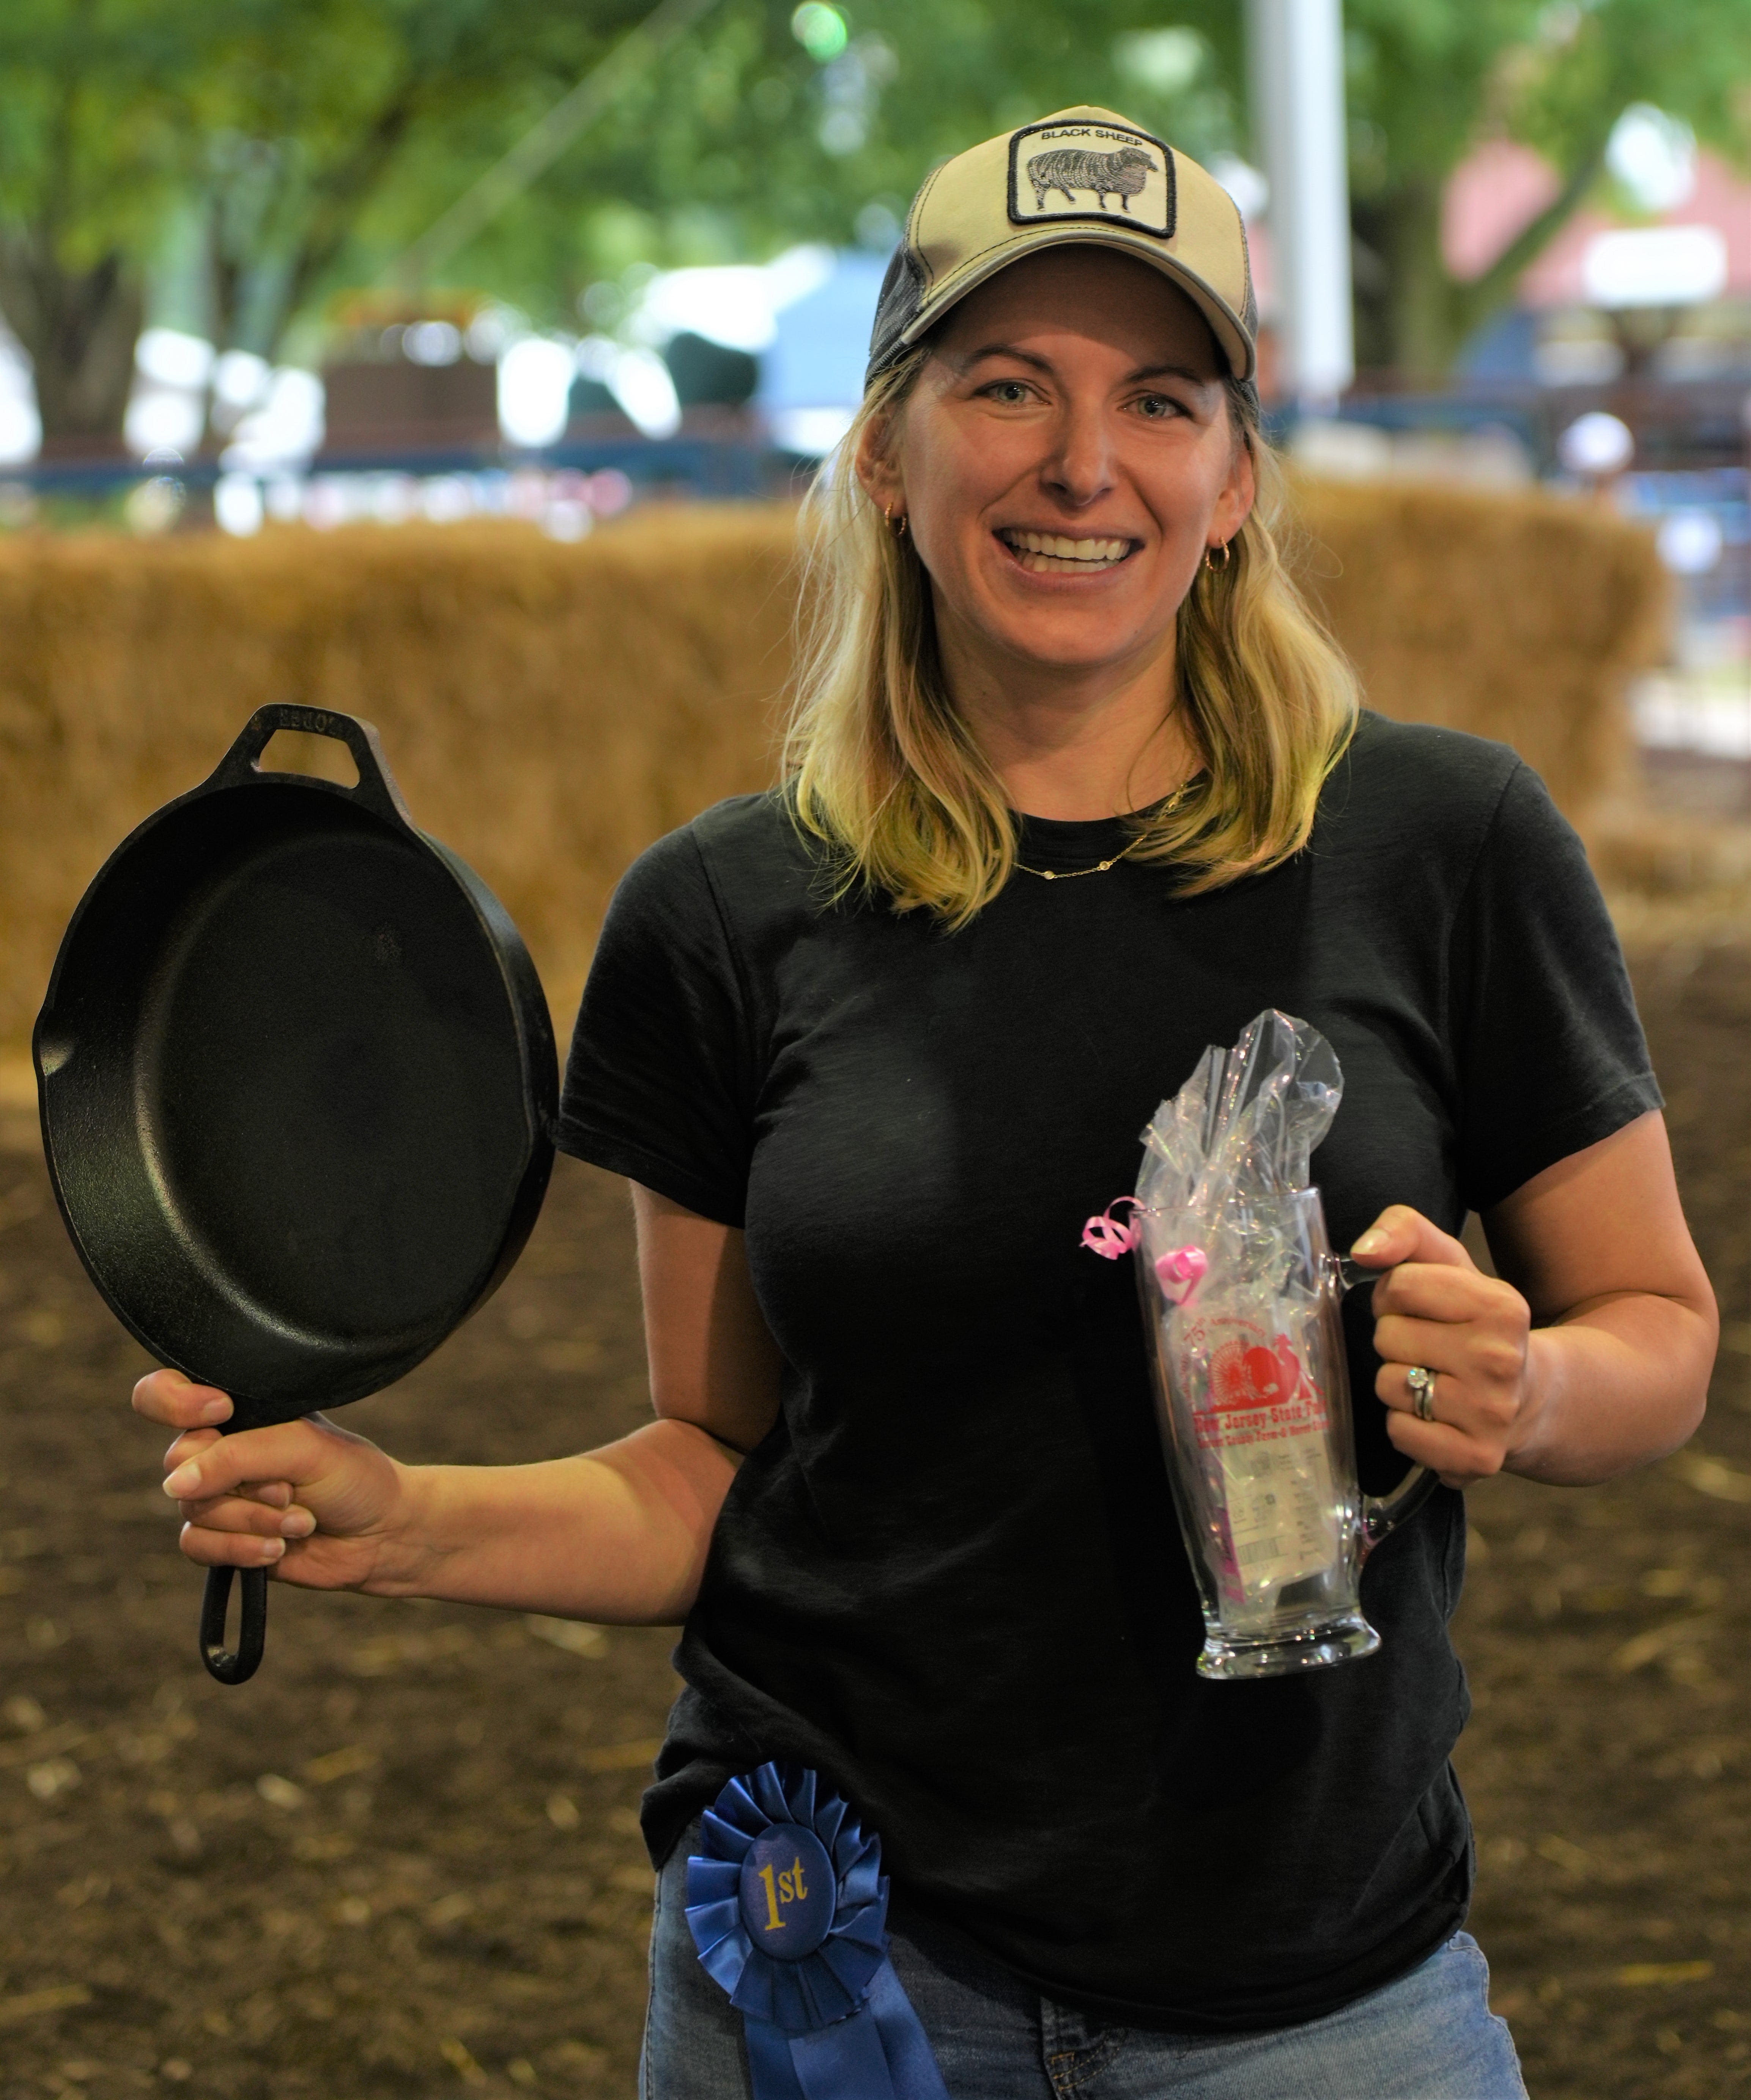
[866,105,1257,389]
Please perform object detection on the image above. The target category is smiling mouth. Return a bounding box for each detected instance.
[997,529,1136,575]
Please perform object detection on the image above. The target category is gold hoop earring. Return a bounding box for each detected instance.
[1203,540,1231,572]
[885,504,908,539]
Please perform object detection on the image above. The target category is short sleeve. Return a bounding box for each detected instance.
[556,826,754,1227]
[1453,762,1661,1212]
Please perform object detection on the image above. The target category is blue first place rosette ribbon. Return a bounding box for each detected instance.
[685,1763,951,2100]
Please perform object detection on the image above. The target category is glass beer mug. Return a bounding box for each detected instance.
[1137,1184,1434,1679]
[1090,1010,1437,1681]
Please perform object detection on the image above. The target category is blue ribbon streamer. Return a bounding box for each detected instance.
[686,1762,950,2100]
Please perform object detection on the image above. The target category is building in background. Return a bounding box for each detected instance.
[1449,131,1751,412]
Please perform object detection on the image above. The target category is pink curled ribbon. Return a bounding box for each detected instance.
[1080,1198,1141,1259]
[1153,1245,1208,1305]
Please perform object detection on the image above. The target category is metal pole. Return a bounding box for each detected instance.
[1245,0,1354,411]
[392,0,724,289]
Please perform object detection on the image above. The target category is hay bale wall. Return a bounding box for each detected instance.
[1293,479,1668,820]
[0,511,797,1058]
[0,489,1666,1056]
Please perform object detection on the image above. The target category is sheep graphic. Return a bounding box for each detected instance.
[1026,144,1156,214]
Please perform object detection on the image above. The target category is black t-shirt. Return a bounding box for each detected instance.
[556,712,1659,2032]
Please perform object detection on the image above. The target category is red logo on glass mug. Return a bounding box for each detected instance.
[1207,1332,1308,1411]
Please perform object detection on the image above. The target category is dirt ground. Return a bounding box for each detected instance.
[2,938,1750,2100]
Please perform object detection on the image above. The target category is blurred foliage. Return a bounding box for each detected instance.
[0,0,1247,437]
[5,0,1751,444]
[0,0,194,445]
[438,0,1751,375]
[0,0,652,442]
[1344,0,1751,374]
[342,0,1249,327]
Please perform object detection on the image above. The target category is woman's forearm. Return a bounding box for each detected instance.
[1507,1291,1715,1487]
[367,1417,740,1623]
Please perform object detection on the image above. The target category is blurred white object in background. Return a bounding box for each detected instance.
[1208,154,1269,223]
[628,249,835,355]
[128,329,214,458]
[466,307,521,363]
[1290,418,1530,487]
[403,320,463,366]
[1606,105,1698,215]
[419,475,476,523]
[1583,226,1728,310]
[1246,0,1353,407]
[634,265,778,351]
[1557,411,1635,477]
[135,330,214,390]
[603,348,682,439]
[1291,420,1390,478]
[1634,674,1751,760]
[771,407,855,455]
[1657,510,1725,576]
[497,337,576,447]
[124,387,204,457]
[214,473,265,536]
[212,351,271,420]
[0,326,39,465]
[221,369,325,470]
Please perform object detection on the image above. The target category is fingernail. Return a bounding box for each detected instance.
[261,1538,286,1562]
[199,1397,233,1424]
[1351,1230,1387,1259]
[280,1510,315,1539]
[164,1464,200,1498]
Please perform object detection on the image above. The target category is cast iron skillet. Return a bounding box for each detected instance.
[34,704,556,1684]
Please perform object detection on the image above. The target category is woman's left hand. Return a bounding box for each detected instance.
[1350,1205,1534,1489]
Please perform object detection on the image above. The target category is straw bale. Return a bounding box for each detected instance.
[0,485,1669,1057]
[1289,478,1669,820]
[0,510,798,1052]
[1587,805,1751,950]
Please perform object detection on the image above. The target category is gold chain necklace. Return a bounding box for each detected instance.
[1013,782,1191,882]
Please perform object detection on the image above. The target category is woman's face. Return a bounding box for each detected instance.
[861,247,1255,684]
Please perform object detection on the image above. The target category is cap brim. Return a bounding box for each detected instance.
[894,224,1255,384]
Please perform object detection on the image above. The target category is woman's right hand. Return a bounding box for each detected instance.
[133,1370,411,1592]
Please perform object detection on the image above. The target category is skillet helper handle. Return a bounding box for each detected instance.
[208,703,412,828]
[1330,1254,1438,1553]
[200,1565,268,1685]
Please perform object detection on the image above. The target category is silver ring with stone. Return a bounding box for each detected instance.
[1406,1365,1436,1422]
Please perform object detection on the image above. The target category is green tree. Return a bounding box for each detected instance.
[0,0,194,451]
[10,0,1749,451]
[1344,0,1751,376]
[188,2,628,345]
[409,0,1751,381]
[393,0,1247,326]
[175,0,657,443]
[0,0,642,452]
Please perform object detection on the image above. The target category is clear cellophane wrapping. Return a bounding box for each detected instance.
[1135,1010,1346,1619]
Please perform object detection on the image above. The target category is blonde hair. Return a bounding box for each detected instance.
[786,343,1361,929]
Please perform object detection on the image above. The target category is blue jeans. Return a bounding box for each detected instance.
[641,1822,1527,2100]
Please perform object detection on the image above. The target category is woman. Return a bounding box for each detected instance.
[137,110,1714,2097]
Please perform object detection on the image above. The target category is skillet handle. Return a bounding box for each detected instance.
[200,1565,268,1685]
[207,704,412,827]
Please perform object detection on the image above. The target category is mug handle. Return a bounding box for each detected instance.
[1330,1255,1439,1551]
